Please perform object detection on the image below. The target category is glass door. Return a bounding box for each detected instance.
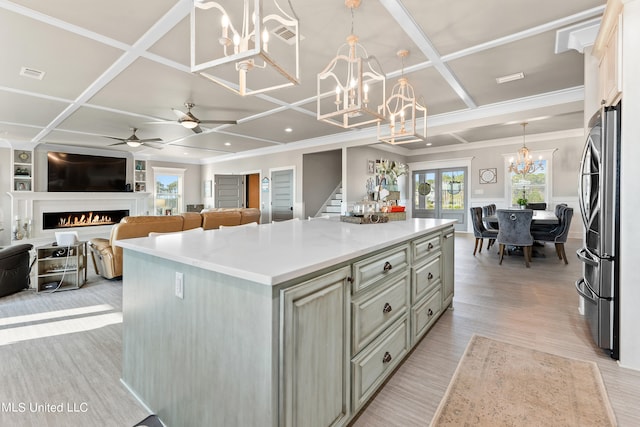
[413,168,467,231]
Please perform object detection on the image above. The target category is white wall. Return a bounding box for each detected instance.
[619,0,640,371]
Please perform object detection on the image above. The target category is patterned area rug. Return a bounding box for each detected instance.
[430,335,617,427]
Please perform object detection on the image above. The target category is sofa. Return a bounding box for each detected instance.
[89,208,260,279]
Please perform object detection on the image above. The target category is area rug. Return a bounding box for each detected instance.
[429,335,617,427]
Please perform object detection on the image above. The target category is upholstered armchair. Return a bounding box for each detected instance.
[496,209,534,267]
[0,244,34,298]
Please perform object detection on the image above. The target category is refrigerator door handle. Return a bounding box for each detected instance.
[577,247,599,266]
[575,278,598,304]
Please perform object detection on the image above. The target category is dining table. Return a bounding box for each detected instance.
[483,209,559,227]
[483,210,559,258]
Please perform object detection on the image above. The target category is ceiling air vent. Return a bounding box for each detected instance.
[20,66,45,80]
[272,25,302,45]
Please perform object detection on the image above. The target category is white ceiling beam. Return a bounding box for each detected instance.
[378,0,477,108]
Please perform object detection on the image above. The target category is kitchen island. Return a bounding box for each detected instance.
[117,218,456,427]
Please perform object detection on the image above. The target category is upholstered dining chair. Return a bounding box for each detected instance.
[482,204,498,231]
[470,207,498,256]
[532,206,574,264]
[496,209,534,267]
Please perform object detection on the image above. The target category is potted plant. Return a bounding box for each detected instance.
[516,189,528,208]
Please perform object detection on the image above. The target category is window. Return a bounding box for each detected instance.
[152,167,185,215]
[504,149,555,207]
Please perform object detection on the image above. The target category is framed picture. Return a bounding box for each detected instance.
[479,168,497,184]
[367,159,375,174]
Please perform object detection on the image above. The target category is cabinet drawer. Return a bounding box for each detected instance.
[412,233,441,264]
[411,289,442,346]
[412,256,441,303]
[352,244,409,294]
[352,317,409,410]
[352,272,409,355]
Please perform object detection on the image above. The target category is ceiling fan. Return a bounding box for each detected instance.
[104,128,163,149]
[169,102,238,134]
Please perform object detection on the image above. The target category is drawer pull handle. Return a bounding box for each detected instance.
[427,272,433,280]
[427,242,434,250]
[382,302,392,314]
[428,308,434,316]
[383,261,393,272]
[382,352,392,364]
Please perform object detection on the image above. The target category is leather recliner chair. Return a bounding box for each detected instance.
[0,244,34,298]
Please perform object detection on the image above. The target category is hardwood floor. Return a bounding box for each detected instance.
[0,234,639,426]
[352,234,640,427]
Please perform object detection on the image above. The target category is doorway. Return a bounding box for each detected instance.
[412,167,467,231]
[214,175,244,208]
[271,168,294,222]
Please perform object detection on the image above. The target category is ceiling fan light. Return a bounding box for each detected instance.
[126,141,142,148]
[181,120,199,129]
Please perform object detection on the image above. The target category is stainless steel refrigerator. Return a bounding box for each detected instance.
[576,102,621,360]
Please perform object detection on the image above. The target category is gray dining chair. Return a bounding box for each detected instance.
[482,204,498,231]
[532,206,574,264]
[470,207,498,256]
[496,209,534,267]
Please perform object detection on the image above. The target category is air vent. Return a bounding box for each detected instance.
[272,25,302,45]
[20,67,45,80]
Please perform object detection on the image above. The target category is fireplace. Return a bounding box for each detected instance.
[43,209,129,230]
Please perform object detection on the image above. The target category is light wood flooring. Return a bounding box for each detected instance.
[0,234,639,426]
[352,235,640,427]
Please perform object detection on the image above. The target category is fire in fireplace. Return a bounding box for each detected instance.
[43,209,129,230]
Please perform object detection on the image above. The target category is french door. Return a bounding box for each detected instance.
[412,167,467,231]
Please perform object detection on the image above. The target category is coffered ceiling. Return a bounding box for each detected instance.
[0,0,605,161]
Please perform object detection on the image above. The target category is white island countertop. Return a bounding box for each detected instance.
[116,218,456,286]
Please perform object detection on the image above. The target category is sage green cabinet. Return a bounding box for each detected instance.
[280,266,351,427]
[442,228,455,308]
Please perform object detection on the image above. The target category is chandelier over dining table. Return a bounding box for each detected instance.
[508,122,544,176]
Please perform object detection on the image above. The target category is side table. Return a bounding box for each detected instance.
[36,241,87,292]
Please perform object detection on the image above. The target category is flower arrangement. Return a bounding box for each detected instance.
[376,159,408,184]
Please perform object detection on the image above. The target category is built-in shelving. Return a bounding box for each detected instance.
[12,150,33,192]
[134,160,146,192]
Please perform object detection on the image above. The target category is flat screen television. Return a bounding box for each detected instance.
[48,152,127,192]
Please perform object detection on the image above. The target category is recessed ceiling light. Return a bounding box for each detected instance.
[496,72,524,84]
[285,127,293,133]
[426,142,432,146]
[224,142,231,146]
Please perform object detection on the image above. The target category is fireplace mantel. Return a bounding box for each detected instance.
[7,191,151,245]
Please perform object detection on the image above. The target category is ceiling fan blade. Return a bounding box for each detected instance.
[199,119,238,125]
[142,142,163,149]
[104,136,126,142]
[144,121,180,126]
[172,108,189,120]
[191,125,203,134]
[108,141,127,146]
[138,138,163,143]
